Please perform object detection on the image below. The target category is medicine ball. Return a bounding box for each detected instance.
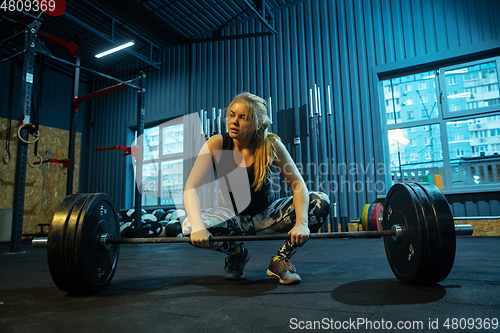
[152,209,166,221]
[165,220,183,237]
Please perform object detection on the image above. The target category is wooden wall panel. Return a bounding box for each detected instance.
[0,118,81,236]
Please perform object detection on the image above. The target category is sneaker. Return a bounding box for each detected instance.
[266,256,301,285]
[224,247,251,280]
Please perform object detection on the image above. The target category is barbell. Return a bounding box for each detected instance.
[32,182,477,293]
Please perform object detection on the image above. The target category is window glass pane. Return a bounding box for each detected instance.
[388,124,443,185]
[447,114,500,186]
[382,71,439,125]
[161,159,184,205]
[163,124,184,156]
[137,122,185,207]
[142,162,159,206]
[445,60,500,112]
[143,127,160,161]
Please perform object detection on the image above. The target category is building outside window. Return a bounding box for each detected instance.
[139,121,184,207]
[382,56,500,190]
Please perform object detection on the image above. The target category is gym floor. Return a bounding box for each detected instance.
[1,237,499,333]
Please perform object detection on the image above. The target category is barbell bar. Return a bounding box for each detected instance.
[32,224,473,248]
[31,182,480,294]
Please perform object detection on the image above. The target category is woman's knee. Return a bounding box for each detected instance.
[310,191,330,209]
[309,191,331,221]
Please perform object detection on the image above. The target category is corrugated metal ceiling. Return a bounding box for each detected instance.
[1,0,305,75]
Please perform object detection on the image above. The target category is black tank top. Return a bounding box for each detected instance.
[215,132,275,215]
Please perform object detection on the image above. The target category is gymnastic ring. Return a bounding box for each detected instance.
[2,150,10,165]
[28,154,43,168]
[17,123,39,144]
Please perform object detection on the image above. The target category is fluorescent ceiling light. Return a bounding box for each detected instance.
[95,41,135,58]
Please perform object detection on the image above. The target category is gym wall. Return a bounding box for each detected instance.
[84,0,500,221]
[1,0,498,230]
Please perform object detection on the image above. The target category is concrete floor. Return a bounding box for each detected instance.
[0,236,499,333]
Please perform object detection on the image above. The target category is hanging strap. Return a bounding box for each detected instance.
[27,56,46,168]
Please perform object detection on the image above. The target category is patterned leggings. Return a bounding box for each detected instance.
[182,192,331,258]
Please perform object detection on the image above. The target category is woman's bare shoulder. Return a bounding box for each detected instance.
[207,134,223,149]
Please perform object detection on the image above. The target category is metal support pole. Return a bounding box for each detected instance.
[308,88,319,193]
[10,21,40,253]
[133,72,146,231]
[326,85,339,231]
[315,86,329,231]
[67,55,80,195]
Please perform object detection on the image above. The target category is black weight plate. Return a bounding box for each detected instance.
[416,183,456,282]
[64,194,93,291]
[406,183,439,284]
[383,183,427,284]
[73,193,120,293]
[47,193,85,293]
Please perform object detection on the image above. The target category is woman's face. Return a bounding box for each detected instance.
[227,102,255,142]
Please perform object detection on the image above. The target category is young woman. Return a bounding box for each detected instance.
[183,92,330,284]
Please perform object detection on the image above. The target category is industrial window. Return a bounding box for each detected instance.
[382,56,500,191]
[138,120,184,207]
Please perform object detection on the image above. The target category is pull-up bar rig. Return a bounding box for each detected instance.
[1,15,147,253]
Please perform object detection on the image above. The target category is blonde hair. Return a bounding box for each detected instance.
[226,92,280,191]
